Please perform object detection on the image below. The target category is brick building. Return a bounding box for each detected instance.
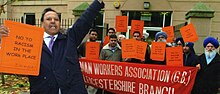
[1,0,220,54]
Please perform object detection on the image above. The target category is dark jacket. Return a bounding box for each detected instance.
[192,53,220,94]
[77,40,87,57]
[29,1,104,94]
[183,52,198,66]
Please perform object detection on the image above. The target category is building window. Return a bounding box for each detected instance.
[24,13,35,25]
[22,13,61,27]
[58,13,61,21]
[123,11,171,27]
[122,11,172,44]
[94,11,104,41]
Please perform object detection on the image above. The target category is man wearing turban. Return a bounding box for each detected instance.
[147,32,168,65]
[175,37,198,66]
[183,42,198,66]
[175,37,184,46]
[192,37,220,94]
[155,32,167,42]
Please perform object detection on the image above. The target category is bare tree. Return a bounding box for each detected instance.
[0,0,16,15]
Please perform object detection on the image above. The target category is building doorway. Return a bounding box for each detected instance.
[122,11,172,44]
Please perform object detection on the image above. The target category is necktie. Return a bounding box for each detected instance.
[48,36,55,52]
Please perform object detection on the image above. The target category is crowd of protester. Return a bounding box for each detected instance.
[0,0,219,93]
[78,27,220,94]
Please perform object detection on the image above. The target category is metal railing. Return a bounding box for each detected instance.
[0,18,75,29]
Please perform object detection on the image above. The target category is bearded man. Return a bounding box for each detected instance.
[148,31,168,65]
[192,37,220,94]
[155,31,167,42]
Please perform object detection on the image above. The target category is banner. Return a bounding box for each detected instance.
[80,59,198,94]
[0,20,44,76]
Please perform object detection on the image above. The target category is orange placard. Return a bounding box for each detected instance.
[0,20,44,76]
[162,26,174,42]
[166,46,183,66]
[121,39,136,58]
[136,41,148,60]
[103,36,109,47]
[115,16,128,32]
[86,42,100,59]
[130,20,144,37]
[180,23,198,42]
[121,39,147,60]
[150,42,166,61]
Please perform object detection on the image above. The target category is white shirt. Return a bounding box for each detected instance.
[205,53,216,65]
[98,0,103,3]
[43,32,58,48]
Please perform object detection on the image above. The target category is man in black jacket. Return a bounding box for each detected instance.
[192,37,220,94]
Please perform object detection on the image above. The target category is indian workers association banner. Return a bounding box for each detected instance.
[79,58,198,94]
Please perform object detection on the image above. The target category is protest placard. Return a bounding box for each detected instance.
[121,39,147,60]
[103,36,109,47]
[162,26,174,42]
[166,46,183,66]
[180,23,198,42]
[0,20,44,76]
[121,39,136,59]
[115,16,128,32]
[136,41,147,60]
[86,42,100,59]
[150,42,166,61]
[130,20,144,37]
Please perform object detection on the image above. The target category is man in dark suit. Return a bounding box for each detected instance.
[0,0,104,94]
[192,37,220,94]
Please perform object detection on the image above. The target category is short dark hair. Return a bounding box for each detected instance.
[89,28,97,34]
[107,28,116,33]
[40,8,59,22]
[109,34,117,39]
[133,31,140,35]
